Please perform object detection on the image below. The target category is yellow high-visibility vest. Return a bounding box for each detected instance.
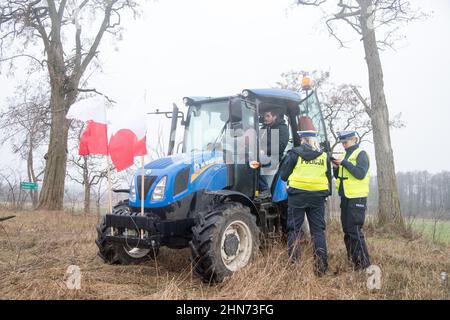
[337,147,370,198]
[288,152,328,191]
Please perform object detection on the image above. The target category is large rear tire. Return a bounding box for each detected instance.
[190,202,260,283]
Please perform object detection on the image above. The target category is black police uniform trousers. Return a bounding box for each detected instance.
[287,198,328,275]
[340,196,371,270]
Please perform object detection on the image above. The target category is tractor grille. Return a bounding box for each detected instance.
[136,175,157,200]
[174,167,190,195]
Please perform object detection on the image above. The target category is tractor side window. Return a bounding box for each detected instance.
[242,101,257,159]
[284,114,293,154]
[243,102,256,129]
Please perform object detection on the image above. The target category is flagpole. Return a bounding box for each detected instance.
[107,155,113,237]
[140,155,145,239]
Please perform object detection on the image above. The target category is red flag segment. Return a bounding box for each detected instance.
[108,129,147,171]
[78,120,109,156]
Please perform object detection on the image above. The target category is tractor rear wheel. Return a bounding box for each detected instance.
[190,202,260,283]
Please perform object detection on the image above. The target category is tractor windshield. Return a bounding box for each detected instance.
[299,91,328,146]
[184,100,230,152]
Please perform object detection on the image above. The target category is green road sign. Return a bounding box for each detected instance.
[20,182,38,190]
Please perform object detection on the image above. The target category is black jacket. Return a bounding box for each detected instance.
[260,118,289,162]
[279,143,332,200]
[333,144,370,198]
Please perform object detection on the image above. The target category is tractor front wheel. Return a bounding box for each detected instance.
[96,201,158,265]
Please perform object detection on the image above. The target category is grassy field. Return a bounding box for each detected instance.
[0,210,449,300]
[410,219,450,245]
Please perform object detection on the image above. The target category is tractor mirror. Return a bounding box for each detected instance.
[229,98,242,123]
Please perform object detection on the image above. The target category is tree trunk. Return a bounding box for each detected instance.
[27,135,39,208]
[96,199,101,216]
[359,0,404,229]
[84,183,91,214]
[37,89,70,210]
[37,35,79,211]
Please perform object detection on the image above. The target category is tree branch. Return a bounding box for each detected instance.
[78,0,118,77]
[0,54,46,67]
[77,88,116,104]
[351,85,372,116]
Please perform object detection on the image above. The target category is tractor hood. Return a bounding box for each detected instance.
[128,151,229,208]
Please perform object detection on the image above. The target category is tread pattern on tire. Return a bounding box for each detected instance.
[96,200,130,264]
[190,202,260,284]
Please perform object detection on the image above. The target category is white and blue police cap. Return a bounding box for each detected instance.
[337,131,358,142]
[297,130,319,138]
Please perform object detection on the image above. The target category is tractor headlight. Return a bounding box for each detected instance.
[130,177,136,201]
[151,176,167,201]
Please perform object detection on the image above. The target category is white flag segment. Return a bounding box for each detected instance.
[108,105,147,139]
[66,96,107,124]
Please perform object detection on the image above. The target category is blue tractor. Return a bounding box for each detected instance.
[96,87,329,283]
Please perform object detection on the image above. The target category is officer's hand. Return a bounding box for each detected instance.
[332,159,342,167]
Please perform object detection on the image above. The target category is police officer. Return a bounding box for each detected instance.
[332,131,371,271]
[279,118,332,276]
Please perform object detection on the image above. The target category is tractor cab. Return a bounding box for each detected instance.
[181,88,328,201]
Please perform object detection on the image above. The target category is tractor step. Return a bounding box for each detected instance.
[267,232,282,239]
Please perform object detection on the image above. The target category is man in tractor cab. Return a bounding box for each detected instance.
[258,110,289,195]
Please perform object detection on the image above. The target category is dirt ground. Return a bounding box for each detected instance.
[0,210,449,300]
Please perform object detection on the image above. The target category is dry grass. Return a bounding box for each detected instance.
[0,210,449,300]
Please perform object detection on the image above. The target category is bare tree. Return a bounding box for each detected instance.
[148,121,168,161]
[0,81,51,207]
[0,0,140,210]
[431,208,447,244]
[67,154,109,213]
[396,171,450,221]
[64,186,84,213]
[0,167,28,210]
[94,177,107,215]
[294,0,424,230]
[323,84,372,151]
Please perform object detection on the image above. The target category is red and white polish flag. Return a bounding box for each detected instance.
[66,97,108,156]
[108,106,148,171]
